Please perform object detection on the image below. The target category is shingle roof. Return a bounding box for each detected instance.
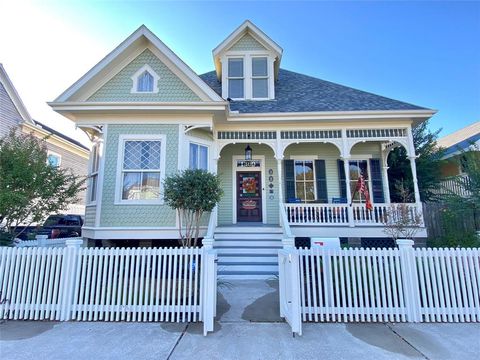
[199,68,429,113]
[437,121,480,157]
[32,120,90,151]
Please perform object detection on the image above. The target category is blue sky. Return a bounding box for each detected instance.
[3,1,480,139]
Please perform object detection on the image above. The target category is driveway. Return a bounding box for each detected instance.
[1,280,479,360]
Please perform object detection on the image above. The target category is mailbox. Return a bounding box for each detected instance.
[311,237,341,251]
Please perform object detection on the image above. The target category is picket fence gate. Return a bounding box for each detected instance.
[279,240,480,335]
[0,240,217,335]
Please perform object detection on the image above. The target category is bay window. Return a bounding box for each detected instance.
[88,144,100,203]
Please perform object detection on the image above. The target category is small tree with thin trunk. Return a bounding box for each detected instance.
[0,130,85,245]
[163,169,223,248]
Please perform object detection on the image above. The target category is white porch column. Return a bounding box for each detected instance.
[342,156,355,227]
[276,157,284,204]
[382,165,391,204]
[408,156,421,204]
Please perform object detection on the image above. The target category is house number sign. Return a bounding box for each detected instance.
[237,160,261,168]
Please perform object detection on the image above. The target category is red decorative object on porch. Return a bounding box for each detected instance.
[353,175,373,211]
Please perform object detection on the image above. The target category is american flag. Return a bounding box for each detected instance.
[354,175,373,211]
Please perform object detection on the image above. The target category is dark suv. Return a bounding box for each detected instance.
[37,214,84,239]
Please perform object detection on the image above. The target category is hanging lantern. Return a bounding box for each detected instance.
[245,144,252,160]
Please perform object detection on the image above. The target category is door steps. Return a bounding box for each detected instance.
[213,226,283,280]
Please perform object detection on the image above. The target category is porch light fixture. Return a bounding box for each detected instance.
[245,144,252,160]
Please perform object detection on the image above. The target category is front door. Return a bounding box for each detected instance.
[237,171,262,222]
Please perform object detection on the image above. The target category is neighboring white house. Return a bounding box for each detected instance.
[0,64,90,215]
[49,21,436,277]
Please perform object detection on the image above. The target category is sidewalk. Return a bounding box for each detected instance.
[1,280,479,360]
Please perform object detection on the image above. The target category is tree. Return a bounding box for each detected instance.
[163,169,223,248]
[0,130,85,244]
[387,120,445,202]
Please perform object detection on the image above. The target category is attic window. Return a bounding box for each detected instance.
[252,57,268,98]
[131,64,160,94]
[227,58,244,99]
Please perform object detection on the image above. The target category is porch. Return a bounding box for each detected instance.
[207,127,425,239]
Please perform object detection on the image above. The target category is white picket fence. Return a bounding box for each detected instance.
[0,241,217,335]
[279,241,480,335]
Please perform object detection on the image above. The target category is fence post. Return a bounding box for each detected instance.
[396,239,421,322]
[35,235,48,247]
[202,249,216,336]
[59,239,82,321]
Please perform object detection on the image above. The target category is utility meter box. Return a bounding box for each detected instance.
[311,237,341,251]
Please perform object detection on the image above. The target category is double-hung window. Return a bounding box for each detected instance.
[89,144,100,203]
[228,58,244,99]
[295,160,316,202]
[252,57,268,98]
[120,137,164,202]
[189,143,208,170]
[349,160,371,203]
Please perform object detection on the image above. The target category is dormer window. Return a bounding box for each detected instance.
[228,58,244,99]
[252,57,268,98]
[130,64,160,94]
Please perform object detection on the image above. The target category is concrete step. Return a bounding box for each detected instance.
[214,232,283,240]
[217,263,278,272]
[214,240,282,247]
[218,254,278,263]
[217,270,279,280]
[215,247,280,255]
[214,226,282,234]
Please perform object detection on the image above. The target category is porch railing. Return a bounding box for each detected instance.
[284,203,423,226]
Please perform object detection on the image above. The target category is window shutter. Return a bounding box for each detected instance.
[284,160,295,201]
[369,158,385,203]
[315,160,328,203]
[337,159,347,199]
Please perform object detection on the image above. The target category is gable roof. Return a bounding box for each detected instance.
[31,120,90,151]
[54,25,223,103]
[200,68,430,113]
[212,20,283,80]
[437,121,480,157]
[0,63,34,124]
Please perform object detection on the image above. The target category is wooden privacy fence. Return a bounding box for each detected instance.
[279,241,480,335]
[0,240,217,335]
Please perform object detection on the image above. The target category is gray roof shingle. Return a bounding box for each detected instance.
[199,69,429,113]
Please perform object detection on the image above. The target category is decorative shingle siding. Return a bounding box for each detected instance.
[0,82,23,137]
[199,69,429,113]
[84,206,96,227]
[100,124,178,227]
[217,144,278,225]
[44,141,89,205]
[228,33,266,51]
[88,49,201,102]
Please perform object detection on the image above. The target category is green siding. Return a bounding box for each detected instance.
[100,124,178,227]
[217,144,278,225]
[351,142,382,156]
[88,49,201,102]
[228,33,266,51]
[284,143,342,201]
[84,206,96,226]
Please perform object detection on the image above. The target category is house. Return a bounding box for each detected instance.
[49,21,435,278]
[435,121,479,197]
[0,64,90,215]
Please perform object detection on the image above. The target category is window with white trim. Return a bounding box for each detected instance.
[252,57,268,98]
[189,143,208,170]
[130,64,159,94]
[227,58,244,99]
[121,140,162,201]
[88,143,100,203]
[295,160,316,203]
[47,151,61,167]
[137,71,154,92]
[349,160,371,203]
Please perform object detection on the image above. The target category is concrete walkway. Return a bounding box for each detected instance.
[1,280,479,360]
